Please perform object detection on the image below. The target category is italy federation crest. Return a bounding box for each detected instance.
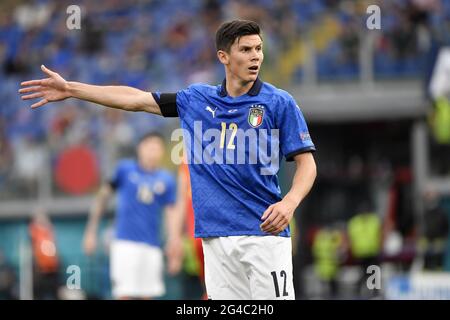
[248,106,264,128]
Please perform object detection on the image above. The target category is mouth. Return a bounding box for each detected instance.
[248,66,259,73]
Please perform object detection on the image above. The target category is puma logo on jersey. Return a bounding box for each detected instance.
[205,106,217,118]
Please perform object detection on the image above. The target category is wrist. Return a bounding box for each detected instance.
[167,234,183,243]
[283,193,301,208]
[86,222,98,235]
[66,81,75,98]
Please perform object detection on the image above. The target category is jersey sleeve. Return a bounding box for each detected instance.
[175,86,192,119]
[151,86,192,118]
[278,95,316,161]
[152,92,178,117]
[161,173,177,206]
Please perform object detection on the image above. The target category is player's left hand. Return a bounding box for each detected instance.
[260,197,297,235]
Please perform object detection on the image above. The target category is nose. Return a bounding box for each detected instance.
[251,49,260,61]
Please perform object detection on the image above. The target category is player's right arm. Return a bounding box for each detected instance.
[83,183,113,255]
[19,65,162,115]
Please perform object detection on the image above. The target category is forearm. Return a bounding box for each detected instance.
[86,185,111,233]
[284,153,317,207]
[165,205,184,241]
[67,81,161,114]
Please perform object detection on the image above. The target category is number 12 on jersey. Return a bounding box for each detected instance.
[220,122,238,150]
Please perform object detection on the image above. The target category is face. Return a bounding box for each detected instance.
[218,34,263,83]
[137,137,165,169]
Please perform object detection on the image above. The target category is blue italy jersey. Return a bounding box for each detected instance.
[169,78,315,238]
[110,159,176,247]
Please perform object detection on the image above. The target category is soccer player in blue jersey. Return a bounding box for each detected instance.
[82,132,184,299]
[20,20,317,300]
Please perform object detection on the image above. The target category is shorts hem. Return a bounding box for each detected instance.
[195,231,291,238]
[112,289,165,299]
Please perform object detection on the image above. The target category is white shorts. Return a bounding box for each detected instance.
[110,240,165,299]
[202,236,295,300]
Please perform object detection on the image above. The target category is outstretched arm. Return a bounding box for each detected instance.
[260,152,317,235]
[19,65,162,114]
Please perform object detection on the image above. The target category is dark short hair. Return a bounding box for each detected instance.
[138,131,165,144]
[215,20,261,52]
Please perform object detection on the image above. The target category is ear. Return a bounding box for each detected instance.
[217,50,229,65]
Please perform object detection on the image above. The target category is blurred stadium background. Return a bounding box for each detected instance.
[1,0,450,300]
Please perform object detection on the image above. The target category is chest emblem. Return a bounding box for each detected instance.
[137,184,153,204]
[153,181,166,195]
[248,105,264,128]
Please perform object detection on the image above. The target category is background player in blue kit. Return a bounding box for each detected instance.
[82,132,184,299]
[20,20,317,300]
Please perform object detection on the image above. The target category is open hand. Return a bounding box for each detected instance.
[19,65,71,108]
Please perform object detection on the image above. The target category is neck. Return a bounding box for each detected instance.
[139,160,156,172]
[225,72,254,97]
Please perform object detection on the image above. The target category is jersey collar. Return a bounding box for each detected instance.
[219,77,263,97]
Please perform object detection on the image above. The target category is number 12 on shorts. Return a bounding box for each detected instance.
[271,270,288,297]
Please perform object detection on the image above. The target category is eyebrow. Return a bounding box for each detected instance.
[238,42,263,49]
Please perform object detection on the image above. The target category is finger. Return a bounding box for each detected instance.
[21,79,43,86]
[260,208,279,229]
[260,213,275,229]
[272,218,291,235]
[41,64,55,76]
[265,211,290,233]
[19,86,42,94]
[270,229,281,236]
[31,98,49,109]
[263,214,283,233]
[261,204,275,221]
[270,224,288,236]
[261,216,276,232]
[21,92,44,100]
[269,220,288,235]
